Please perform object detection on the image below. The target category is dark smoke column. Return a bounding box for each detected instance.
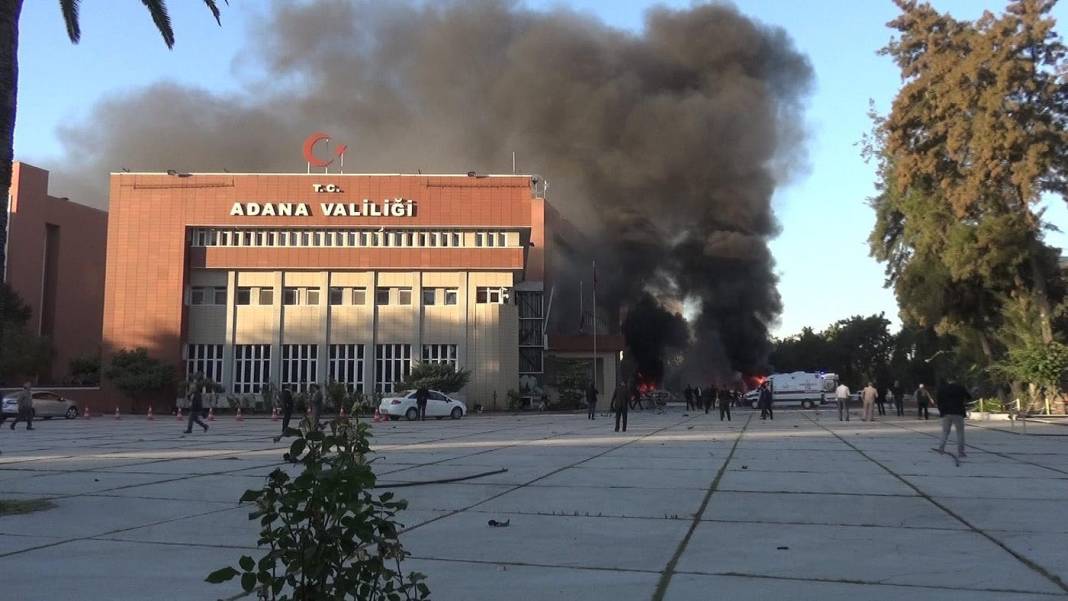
[50,1,812,377]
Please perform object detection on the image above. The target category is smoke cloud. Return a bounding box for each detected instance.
[48,0,812,378]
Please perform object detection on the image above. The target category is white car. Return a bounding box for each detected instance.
[1,390,80,419]
[379,390,467,421]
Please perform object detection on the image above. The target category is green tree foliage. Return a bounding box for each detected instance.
[546,357,591,409]
[0,283,51,384]
[399,362,470,394]
[207,418,429,601]
[771,314,894,387]
[64,354,101,386]
[104,348,175,407]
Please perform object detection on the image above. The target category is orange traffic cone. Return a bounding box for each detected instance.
[83,405,91,420]
[114,406,121,420]
[176,406,183,421]
[147,406,155,420]
[208,407,216,421]
[236,406,244,422]
[271,406,279,421]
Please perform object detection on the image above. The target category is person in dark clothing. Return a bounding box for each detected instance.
[309,384,324,429]
[586,382,598,420]
[183,375,209,434]
[630,386,645,411]
[274,386,295,442]
[875,386,887,416]
[759,383,773,420]
[892,380,905,416]
[684,386,694,411]
[615,381,633,432]
[415,386,429,421]
[934,380,971,457]
[914,383,932,420]
[719,387,732,421]
[704,386,715,414]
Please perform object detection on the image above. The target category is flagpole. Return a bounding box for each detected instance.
[592,260,597,392]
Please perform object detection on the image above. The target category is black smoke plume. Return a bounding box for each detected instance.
[622,293,689,385]
[46,0,812,377]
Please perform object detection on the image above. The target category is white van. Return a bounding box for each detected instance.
[745,372,839,409]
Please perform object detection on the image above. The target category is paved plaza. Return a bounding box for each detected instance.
[1,407,1067,600]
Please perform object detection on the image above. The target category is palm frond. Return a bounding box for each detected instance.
[140,0,175,49]
[59,0,81,43]
[203,0,227,26]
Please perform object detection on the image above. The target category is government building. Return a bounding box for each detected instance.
[102,171,553,408]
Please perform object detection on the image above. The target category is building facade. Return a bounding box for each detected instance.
[6,162,107,384]
[103,172,548,410]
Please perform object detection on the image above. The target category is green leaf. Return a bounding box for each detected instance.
[241,572,257,592]
[239,489,263,503]
[289,439,306,457]
[205,566,240,583]
[239,555,255,571]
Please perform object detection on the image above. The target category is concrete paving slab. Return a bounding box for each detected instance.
[719,469,916,496]
[478,484,706,519]
[376,483,516,512]
[902,474,1068,500]
[995,531,1068,585]
[702,491,966,530]
[406,558,660,601]
[403,511,690,571]
[101,474,266,503]
[0,533,64,555]
[675,521,1063,594]
[0,471,181,496]
[934,496,1068,533]
[534,466,718,490]
[0,495,235,539]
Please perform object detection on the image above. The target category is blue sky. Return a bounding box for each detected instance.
[15,0,1068,338]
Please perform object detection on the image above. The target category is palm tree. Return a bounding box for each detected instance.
[0,0,225,275]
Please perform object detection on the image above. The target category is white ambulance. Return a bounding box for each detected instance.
[746,371,839,409]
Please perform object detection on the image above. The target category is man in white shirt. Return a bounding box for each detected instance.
[862,382,879,422]
[835,383,851,421]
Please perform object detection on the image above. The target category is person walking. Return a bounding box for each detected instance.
[586,381,598,420]
[861,382,878,422]
[5,382,34,431]
[719,387,732,421]
[309,383,324,429]
[934,379,971,457]
[615,381,632,432]
[835,381,851,421]
[875,385,887,416]
[915,383,932,420]
[892,380,905,417]
[183,374,209,434]
[704,385,715,414]
[415,386,429,421]
[684,385,694,412]
[758,382,773,420]
[273,386,295,442]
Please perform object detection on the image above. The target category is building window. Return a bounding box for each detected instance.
[190,287,205,305]
[398,287,412,305]
[184,344,223,386]
[329,287,344,306]
[375,344,411,394]
[259,288,274,305]
[283,287,299,305]
[518,291,545,375]
[189,286,226,306]
[236,287,251,306]
[444,288,458,305]
[476,287,503,304]
[375,287,390,305]
[422,344,457,367]
[329,344,365,392]
[233,344,270,393]
[306,288,321,305]
[282,344,318,391]
[474,233,483,247]
[519,347,543,374]
[214,287,227,305]
[422,288,436,306]
[352,287,366,305]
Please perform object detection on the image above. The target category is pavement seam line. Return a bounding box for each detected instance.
[802,413,1068,595]
[650,412,752,601]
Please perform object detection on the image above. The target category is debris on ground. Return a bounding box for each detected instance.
[488,519,510,528]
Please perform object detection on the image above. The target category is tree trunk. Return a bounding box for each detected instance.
[0,1,22,281]
[1027,247,1054,344]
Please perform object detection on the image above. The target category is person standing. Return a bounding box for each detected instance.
[415,385,429,421]
[835,381,851,421]
[934,379,971,457]
[183,374,209,434]
[759,382,773,420]
[704,386,715,414]
[915,383,932,420]
[274,386,295,442]
[691,385,702,413]
[892,380,905,416]
[586,381,598,420]
[719,387,732,421]
[310,384,324,429]
[5,382,34,431]
[615,380,632,432]
[861,382,878,422]
[684,385,694,412]
[875,385,887,416]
